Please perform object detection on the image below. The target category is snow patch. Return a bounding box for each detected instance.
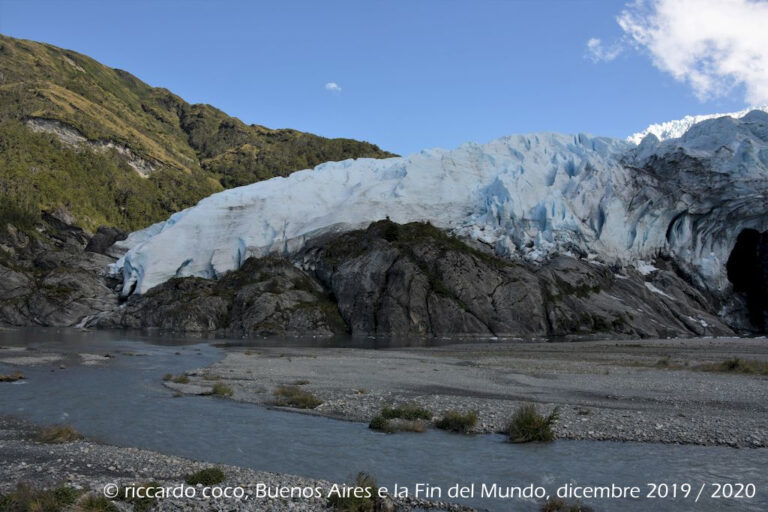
[645,282,675,301]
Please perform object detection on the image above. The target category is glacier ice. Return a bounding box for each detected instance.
[627,105,768,144]
[113,110,768,300]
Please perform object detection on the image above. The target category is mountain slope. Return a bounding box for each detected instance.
[0,34,394,231]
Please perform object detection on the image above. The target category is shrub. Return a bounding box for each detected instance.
[379,404,431,421]
[369,405,431,433]
[0,191,40,232]
[186,467,225,486]
[435,410,478,433]
[327,472,378,512]
[698,358,768,375]
[273,385,322,409]
[79,494,120,511]
[541,497,594,511]
[211,382,233,397]
[368,414,391,432]
[116,482,160,512]
[506,404,559,443]
[170,374,190,384]
[0,371,24,382]
[35,424,83,444]
[0,483,80,512]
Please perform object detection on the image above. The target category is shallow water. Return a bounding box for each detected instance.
[0,329,766,511]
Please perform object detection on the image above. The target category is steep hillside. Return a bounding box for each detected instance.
[0,34,394,231]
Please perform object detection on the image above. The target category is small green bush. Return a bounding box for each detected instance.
[35,424,83,444]
[211,382,233,397]
[435,410,478,433]
[327,472,378,512]
[170,374,190,384]
[379,404,431,421]
[0,483,80,512]
[80,494,120,512]
[273,385,322,409]
[369,405,431,433]
[116,482,160,512]
[507,404,559,443]
[368,414,390,432]
[186,467,225,486]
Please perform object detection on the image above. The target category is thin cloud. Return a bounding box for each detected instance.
[324,82,342,93]
[586,37,624,62]
[615,0,768,104]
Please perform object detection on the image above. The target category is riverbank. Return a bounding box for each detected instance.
[0,416,472,512]
[169,336,768,447]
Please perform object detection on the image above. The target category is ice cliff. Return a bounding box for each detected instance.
[113,111,768,309]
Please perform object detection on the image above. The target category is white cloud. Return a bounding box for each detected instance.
[586,37,624,62]
[324,82,342,93]
[616,0,768,104]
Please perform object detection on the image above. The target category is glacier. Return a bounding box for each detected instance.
[627,105,768,144]
[113,110,768,306]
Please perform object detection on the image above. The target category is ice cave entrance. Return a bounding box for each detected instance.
[726,228,768,330]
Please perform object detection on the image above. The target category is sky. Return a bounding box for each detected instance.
[0,0,764,156]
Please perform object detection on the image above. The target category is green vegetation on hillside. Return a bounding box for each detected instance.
[0,119,217,231]
[0,34,395,231]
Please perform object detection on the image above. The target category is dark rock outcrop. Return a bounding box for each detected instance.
[87,257,345,335]
[90,220,733,338]
[85,226,127,255]
[294,221,731,337]
[0,218,118,327]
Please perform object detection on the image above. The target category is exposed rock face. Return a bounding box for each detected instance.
[0,215,118,327]
[91,220,732,338]
[87,257,345,335]
[25,118,159,177]
[295,221,730,337]
[85,226,128,255]
[295,222,548,336]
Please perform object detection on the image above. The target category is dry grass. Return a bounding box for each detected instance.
[186,467,225,486]
[369,405,432,433]
[698,358,768,375]
[211,382,234,397]
[163,373,190,384]
[540,497,594,511]
[273,385,322,409]
[0,483,80,511]
[35,424,83,444]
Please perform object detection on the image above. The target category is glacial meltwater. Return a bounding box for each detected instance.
[0,329,765,512]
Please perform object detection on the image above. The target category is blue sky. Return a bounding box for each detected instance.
[0,0,756,155]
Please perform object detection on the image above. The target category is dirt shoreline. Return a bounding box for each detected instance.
[171,336,768,447]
